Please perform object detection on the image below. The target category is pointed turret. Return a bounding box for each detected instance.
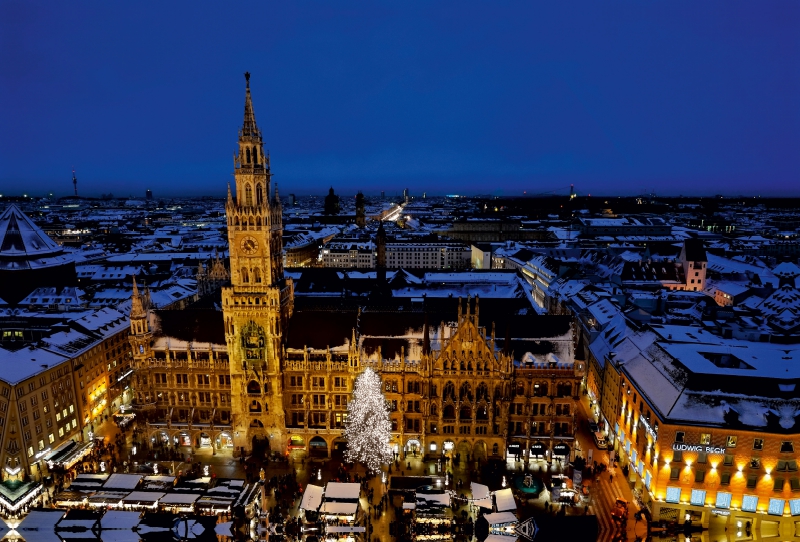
[242,71,259,137]
[131,276,145,318]
[227,182,233,204]
[273,183,281,207]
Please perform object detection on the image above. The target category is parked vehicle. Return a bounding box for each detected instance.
[593,431,608,449]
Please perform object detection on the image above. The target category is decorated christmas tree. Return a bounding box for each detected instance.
[343,367,393,472]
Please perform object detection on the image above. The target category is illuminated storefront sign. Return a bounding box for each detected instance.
[672,443,725,454]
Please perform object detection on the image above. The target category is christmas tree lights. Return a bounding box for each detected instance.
[343,367,393,472]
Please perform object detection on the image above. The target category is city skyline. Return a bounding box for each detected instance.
[1,1,799,198]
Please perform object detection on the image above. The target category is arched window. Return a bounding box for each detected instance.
[443,382,456,401]
[256,216,261,227]
[492,443,499,455]
[459,406,472,420]
[256,183,264,205]
[476,383,489,402]
[253,146,259,165]
[241,267,249,283]
[476,406,489,420]
[246,148,251,164]
[245,184,253,206]
[253,267,262,283]
[247,380,261,394]
[430,404,438,416]
[459,382,472,402]
[515,382,525,397]
[249,400,261,413]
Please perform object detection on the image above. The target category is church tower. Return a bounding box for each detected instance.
[222,73,294,454]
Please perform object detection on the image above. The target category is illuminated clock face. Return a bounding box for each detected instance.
[240,236,259,255]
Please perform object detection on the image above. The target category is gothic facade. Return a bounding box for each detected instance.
[129,74,581,462]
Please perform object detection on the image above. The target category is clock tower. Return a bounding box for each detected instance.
[222,72,293,455]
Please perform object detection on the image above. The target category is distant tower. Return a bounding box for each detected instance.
[403,188,409,204]
[381,191,385,199]
[72,168,78,196]
[355,191,366,228]
[146,189,153,200]
[324,187,340,215]
[129,277,156,411]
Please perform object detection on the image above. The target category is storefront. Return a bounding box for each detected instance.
[175,432,191,447]
[216,432,234,449]
[529,442,546,460]
[552,443,570,461]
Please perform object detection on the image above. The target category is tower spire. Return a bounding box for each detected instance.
[242,72,259,137]
[131,276,145,319]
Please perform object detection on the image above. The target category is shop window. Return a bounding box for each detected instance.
[690,489,706,506]
[675,431,685,443]
[720,472,731,485]
[750,457,761,469]
[726,435,737,448]
[742,495,758,512]
[747,475,758,488]
[697,451,707,464]
[781,442,794,453]
[774,478,785,492]
[695,470,706,483]
[665,487,681,504]
[700,433,711,445]
[790,478,800,491]
[670,467,679,480]
[753,438,764,450]
[673,450,683,463]
[715,491,732,509]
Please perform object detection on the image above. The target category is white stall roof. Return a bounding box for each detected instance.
[299,484,324,511]
[229,480,244,487]
[184,477,211,484]
[18,511,66,542]
[214,522,233,537]
[402,502,416,510]
[159,493,200,505]
[104,474,143,490]
[320,502,358,514]
[484,512,518,525]
[122,491,165,504]
[471,482,492,509]
[99,511,141,530]
[485,535,518,542]
[324,482,360,500]
[75,474,109,481]
[495,488,516,512]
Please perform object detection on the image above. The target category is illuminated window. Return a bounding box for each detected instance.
[700,433,711,445]
[715,491,731,509]
[690,489,706,506]
[742,494,758,512]
[665,487,681,504]
[753,439,764,450]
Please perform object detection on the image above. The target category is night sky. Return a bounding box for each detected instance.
[1,2,798,198]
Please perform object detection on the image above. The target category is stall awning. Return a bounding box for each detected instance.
[326,526,366,533]
[402,502,416,510]
[300,484,324,511]
[159,493,199,506]
[484,511,518,525]
[320,502,358,514]
[121,491,164,505]
[99,511,141,530]
[495,488,516,512]
[103,474,143,490]
[485,535,518,542]
[416,492,451,507]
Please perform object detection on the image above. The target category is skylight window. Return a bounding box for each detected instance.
[699,352,755,370]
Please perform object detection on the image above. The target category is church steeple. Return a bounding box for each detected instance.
[242,72,260,138]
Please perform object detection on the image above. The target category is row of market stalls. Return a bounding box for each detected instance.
[7,509,235,542]
[299,482,366,540]
[53,473,259,516]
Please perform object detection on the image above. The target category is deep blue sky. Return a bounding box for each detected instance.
[1,2,798,198]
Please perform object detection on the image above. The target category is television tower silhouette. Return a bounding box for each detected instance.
[72,167,78,196]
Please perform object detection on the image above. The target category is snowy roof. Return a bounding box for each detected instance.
[121,491,164,503]
[299,484,323,511]
[324,482,360,500]
[103,474,143,490]
[0,346,70,385]
[0,204,63,257]
[494,488,516,512]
